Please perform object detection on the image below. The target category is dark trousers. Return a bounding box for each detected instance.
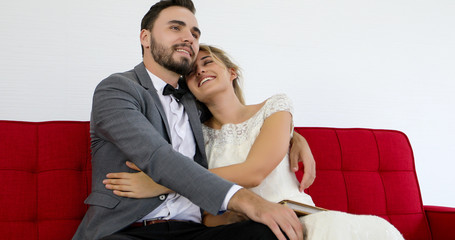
[101,220,278,240]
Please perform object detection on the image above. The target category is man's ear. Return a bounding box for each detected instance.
[140,29,151,49]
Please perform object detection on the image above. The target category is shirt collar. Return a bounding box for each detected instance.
[146,69,180,95]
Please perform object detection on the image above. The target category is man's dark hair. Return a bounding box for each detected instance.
[140,0,196,55]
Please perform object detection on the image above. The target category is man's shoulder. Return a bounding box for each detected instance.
[104,68,139,84]
[96,64,146,91]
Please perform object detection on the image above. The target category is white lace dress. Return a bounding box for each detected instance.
[203,94,404,240]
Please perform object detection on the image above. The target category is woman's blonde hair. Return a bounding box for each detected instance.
[198,44,245,104]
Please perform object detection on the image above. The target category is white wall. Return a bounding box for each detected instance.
[1,0,454,207]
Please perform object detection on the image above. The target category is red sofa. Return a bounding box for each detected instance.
[0,121,454,240]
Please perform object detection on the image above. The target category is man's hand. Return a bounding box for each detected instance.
[289,131,316,191]
[228,189,303,240]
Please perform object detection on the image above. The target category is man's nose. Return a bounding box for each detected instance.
[181,30,195,43]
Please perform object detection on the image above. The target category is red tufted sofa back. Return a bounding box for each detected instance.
[0,121,91,239]
[0,121,432,239]
[295,127,431,240]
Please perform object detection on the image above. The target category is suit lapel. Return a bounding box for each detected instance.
[133,63,172,142]
[133,63,207,166]
[180,93,207,168]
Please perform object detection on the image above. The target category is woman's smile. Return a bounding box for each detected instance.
[198,76,216,87]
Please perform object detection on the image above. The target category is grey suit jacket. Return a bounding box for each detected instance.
[73,63,234,240]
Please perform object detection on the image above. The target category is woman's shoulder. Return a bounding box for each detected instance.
[262,93,294,118]
[265,93,292,103]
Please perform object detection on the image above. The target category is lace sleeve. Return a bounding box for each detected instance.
[263,94,294,119]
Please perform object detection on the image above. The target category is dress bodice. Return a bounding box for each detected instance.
[202,94,314,205]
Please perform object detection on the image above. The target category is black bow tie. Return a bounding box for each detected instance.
[163,84,187,100]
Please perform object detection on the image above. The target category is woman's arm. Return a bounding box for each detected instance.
[202,211,249,227]
[104,111,292,196]
[103,108,299,228]
[104,161,173,198]
[209,111,292,188]
[289,132,316,191]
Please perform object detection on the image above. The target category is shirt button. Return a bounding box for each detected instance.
[159,194,166,201]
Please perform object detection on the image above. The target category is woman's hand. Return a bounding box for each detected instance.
[103,161,172,198]
[289,131,316,191]
[203,211,249,227]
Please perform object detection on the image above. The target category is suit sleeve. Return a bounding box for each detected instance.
[91,74,233,214]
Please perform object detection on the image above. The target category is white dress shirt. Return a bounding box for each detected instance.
[139,70,241,223]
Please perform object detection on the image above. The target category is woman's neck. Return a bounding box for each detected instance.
[204,92,249,129]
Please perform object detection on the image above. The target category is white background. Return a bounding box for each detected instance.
[1,0,454,207]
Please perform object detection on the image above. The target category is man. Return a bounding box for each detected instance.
[73,1,314,239]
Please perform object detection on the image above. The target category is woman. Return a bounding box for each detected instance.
[104,45,404,239]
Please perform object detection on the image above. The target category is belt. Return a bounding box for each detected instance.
[130,219,187,228]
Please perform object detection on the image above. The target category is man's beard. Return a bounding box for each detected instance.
[150,36,193,75]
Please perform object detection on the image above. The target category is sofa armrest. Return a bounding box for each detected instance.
[424,205,455,240]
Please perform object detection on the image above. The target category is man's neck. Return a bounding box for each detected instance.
[143,57,180,87]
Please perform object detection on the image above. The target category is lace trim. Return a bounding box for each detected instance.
[202,94,293,145]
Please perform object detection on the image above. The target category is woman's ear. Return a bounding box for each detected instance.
[140,29,151,50]
[229,68,238,82]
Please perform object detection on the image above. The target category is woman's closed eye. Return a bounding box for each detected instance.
[203,60,213,66]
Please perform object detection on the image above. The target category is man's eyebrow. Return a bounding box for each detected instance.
[168,20,186,26]
[168,20,201,36]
